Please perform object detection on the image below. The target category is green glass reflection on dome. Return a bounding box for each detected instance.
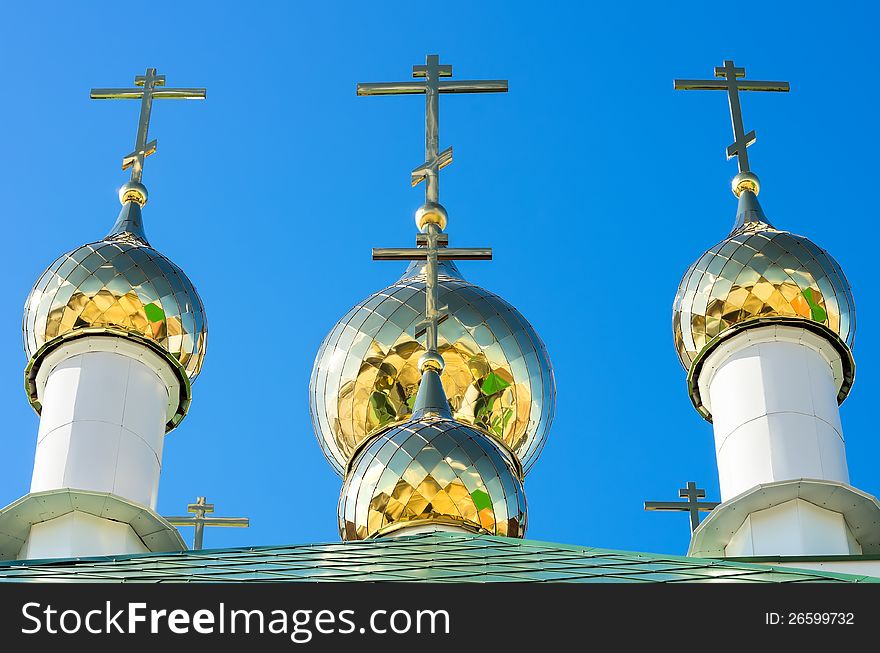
[481,371,510,395]
[144,302,166,323]
[471,488,493,511]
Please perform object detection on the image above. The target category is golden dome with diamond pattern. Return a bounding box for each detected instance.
[673,188,855,371]
[23,202,207,381]
[338,369,527,541]
[310,258,555,477]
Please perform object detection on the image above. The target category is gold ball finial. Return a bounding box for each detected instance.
[415,202,448,232]
[119,181,148,207]
[732,171,760,198]
[418,351,445,373]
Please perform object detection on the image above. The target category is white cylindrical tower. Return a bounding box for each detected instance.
[696,322,851,501]
[673,176,880,560]
[28,334,189,510]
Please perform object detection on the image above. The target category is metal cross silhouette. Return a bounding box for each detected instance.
[165,496,249,550]
[91,68,206,184]
[675,60,789,173]
[357,54,507,207]
[644,482,720,532]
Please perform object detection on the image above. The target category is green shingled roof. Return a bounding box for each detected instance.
[0,531,875,583]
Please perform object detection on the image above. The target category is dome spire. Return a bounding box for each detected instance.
[731,172,773,231]
[359,55,505,280]
[91,68,206,241]
[365,54,501,370]
[675,60,789,232]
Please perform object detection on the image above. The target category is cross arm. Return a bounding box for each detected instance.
[413,64,453,77]
[165,516,250,527]
[90,88,207,100]
[416,233,449,246]
[412,147,453,186]
[123,141,158,169]
[673,79,790,92]
[357,80,508,96]
[372,247,492,261]
[643,501,719,512]
[201,517,250,527]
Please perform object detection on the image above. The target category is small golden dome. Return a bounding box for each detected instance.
[310,260,555,477]
[23,216,207,380]
[673,191,855,370]
[338,415,526,541]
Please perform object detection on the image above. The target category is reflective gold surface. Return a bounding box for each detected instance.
[673,219,855,370]
[23,231,207,380]
[311,260,555,476]
[339,416,526,541]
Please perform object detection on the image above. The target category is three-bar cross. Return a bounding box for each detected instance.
[358,55,507,207]
[91,68,205,184]
[675,60,789,173]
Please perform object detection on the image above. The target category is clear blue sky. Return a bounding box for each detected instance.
[1,1,876,555]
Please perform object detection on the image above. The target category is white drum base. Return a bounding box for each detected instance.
[689,479,880,559]
[0,489,187,561]
[725,498,860,557]
[29,338,177,509]
[19,511,149,560]
[698,325,849,501]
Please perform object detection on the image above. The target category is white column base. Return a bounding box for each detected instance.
[0,489,187,561]
[19,512,149,560]
[725,498,860,557]
[697,324,850,501]
[28,336,182,510]
[689,479,880,559]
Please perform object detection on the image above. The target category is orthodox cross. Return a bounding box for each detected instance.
[644,482,720,532]
[358,54,507,208]
[675,60,789,173]
[91,67,206,184]
[165,496,249,550]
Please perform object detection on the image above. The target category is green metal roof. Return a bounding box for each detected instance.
[0,531,875,583]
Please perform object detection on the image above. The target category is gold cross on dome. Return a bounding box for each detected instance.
[358,54,507,207]
[165,496,249,550]
[675,60,789,173]
[91,68,205,184]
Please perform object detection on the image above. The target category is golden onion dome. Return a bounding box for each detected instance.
[310,258,555,477]
[673,187,855,371]
[338,412,527,541]
[23,201,207,380]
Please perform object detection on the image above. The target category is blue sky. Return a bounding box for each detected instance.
[1,1,876,554]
